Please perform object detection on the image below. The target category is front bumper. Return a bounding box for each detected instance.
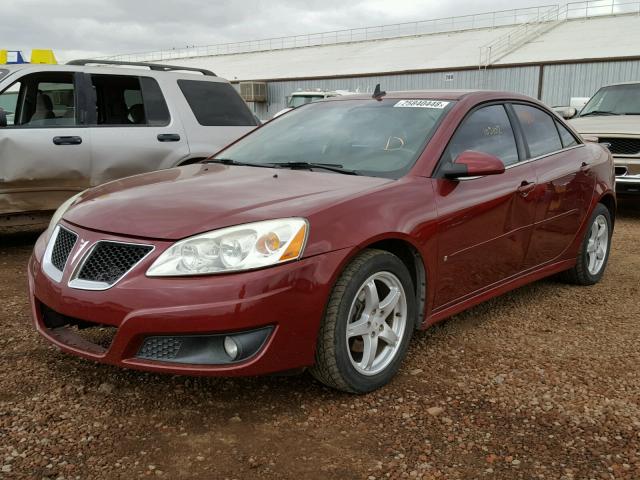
[28,222,348,376]
[614,158,640,194]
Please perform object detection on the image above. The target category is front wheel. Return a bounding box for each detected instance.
[310,249,416,393]
[562,203,613,285]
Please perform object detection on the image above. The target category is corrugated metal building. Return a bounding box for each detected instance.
[108,0,640,119]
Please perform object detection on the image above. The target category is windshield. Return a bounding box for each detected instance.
[580,83,640,116]
[288,95,326,108]
[216,98,454,179]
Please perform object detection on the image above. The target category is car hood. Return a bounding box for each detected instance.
[64,163,392,240]
[570,115,640,136]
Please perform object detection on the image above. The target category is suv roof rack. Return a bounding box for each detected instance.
[66,59,216,76]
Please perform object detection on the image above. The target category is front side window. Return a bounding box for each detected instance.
[0,82,20,126]
[216,98,453,179]
[178,79,258,127]
[444,104,519,167]
[0,72,76,127]
[513,104,562,158]
[580,83,640,116]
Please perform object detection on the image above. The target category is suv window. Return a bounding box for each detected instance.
[0,72,76,127]
[90,74,169,126]
[0,83,19,126]
[512,104,563,158]
[555,119,578,148]
[444,104,519,167]
[178,80,257,127]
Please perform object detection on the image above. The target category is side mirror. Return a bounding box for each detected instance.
[0,108,6,128]
[442,150,506,179]
[553,106,577,120]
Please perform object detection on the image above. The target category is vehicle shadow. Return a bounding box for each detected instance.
[617,196,640,219]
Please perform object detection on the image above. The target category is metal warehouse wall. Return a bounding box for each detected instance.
[541,59,640,106]
[241,60,640,120]
[245,66,540,119]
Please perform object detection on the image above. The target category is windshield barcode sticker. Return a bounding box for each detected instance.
[394,100,450,109]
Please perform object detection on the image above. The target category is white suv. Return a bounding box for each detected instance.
[0,60,258,229]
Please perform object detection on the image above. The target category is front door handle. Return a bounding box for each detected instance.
[53,136,82,146]
[517,180,536,197]
[157,133,181,142]
[580,161,591,172]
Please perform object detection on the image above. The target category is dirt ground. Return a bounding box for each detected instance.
[1,199,639,480]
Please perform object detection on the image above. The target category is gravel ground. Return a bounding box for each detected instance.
[1,199,639,480]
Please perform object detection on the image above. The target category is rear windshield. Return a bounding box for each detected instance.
[216,98,454,179]
[178,79,257,127]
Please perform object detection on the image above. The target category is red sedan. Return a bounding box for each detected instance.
[28,90,615,393]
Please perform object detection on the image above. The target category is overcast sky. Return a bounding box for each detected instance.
[3,0,550,62]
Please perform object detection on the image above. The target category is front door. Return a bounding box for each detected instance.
[433,103,538,309]
[0,71,91,216]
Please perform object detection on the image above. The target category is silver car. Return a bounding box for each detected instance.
[0,60,258,229]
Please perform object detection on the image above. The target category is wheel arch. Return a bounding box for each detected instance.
[340,236,428,330]
[598,192,616,228]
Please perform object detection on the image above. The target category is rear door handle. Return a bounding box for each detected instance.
[53,136,82,146]
[517,180,536,197]
[157,133,181,142]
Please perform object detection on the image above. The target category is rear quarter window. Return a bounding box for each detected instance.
[178,79,257,127]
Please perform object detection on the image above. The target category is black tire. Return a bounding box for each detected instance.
[310,249,416,393]
[561,203,612,285]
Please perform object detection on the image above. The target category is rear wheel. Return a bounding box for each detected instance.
[310,249,416,393]
[562,203,612,285]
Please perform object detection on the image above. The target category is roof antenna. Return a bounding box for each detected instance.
[372,83,386,100]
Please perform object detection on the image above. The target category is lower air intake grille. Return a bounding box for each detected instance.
[600,137,640,156]
[138,337,183,360]
[77,242,152,286]
[51,228,77,271]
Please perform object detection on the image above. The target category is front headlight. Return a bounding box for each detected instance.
[48,191,84,233]
[146,218,309,276]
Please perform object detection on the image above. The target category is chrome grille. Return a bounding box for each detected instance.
[600,137,640,156]
[51,228,77,271]
[76,242,153,286]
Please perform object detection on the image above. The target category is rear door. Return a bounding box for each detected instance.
[85,73,189,186]
[511,103,596,268]
[433,103,538,309]
[0,70,92,215]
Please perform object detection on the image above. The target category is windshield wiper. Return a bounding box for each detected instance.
[270,161,359,175]
[202,158,276,168]
[580,110,618,117]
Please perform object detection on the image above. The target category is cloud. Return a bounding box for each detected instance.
[1,0,547,62]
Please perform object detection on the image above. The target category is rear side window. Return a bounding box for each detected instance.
[512,104,563,158]
[444,104,519,167]
[178,80,257,126]
[555,120,579,148]
[90,74,170,126]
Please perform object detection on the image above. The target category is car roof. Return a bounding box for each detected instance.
[598,81,640,88]
[329,89,538,103]
[0,62,229,82]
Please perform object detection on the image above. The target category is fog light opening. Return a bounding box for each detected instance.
[224,336,239,360]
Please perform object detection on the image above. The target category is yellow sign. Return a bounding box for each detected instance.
[30,49,57,64]
[0,50,7,64]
